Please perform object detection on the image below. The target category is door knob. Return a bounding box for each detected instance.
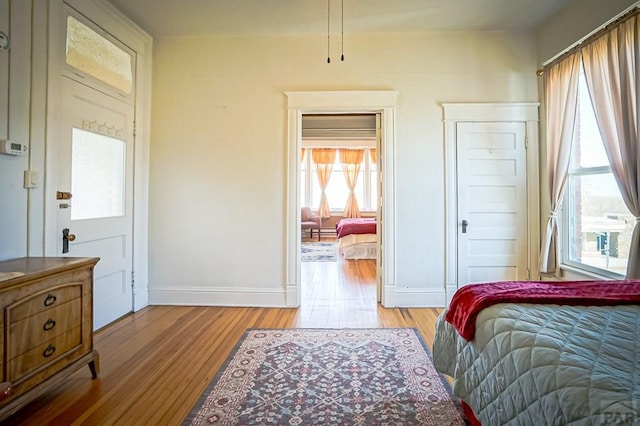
[461,219,469,233]
[62,228,76,253]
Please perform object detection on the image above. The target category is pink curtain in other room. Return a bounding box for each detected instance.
[311,148,336,218]
[339,149,365,218]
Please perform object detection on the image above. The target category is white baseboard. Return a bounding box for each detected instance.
[149,285,447,308]
[149,286,288,307]
[385,286,447,308]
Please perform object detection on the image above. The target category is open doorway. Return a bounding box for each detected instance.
[285,90,398,312]
[299,114,379,320]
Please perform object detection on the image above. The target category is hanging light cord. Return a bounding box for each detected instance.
[341,0,344,61]
[327,0,331,63]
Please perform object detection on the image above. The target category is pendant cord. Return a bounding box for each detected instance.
[327,0,331,63]
[341,0,344,61]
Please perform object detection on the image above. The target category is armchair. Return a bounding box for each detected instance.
[301,207,322,241]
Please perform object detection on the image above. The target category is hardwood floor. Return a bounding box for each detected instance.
[3,247,443,425]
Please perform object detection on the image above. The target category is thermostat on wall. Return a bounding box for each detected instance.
[0,140,27,156]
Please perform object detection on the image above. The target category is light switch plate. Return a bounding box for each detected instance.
[24,170,38,189]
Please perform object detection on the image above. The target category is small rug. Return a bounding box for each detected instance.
[184,328,467,425]
[301,242,337,262]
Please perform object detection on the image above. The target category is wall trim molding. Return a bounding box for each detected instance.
[394,287,447,308]
[150,287,287,307]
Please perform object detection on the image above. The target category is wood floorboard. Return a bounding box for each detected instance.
[2,245,444,425]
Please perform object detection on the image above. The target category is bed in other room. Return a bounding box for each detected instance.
[335,218,376,259]
[433,280,640,425]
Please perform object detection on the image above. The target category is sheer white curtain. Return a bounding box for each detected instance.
[582,13,640,278]
[539,52,582,274]
[311,148,336,219]
[339,149,364,218]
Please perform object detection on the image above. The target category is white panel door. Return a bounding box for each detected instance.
[57,77,134,330]
[457,121,528,285]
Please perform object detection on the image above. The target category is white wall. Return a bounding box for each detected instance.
[148,31,539,306]
[0,0,47,261]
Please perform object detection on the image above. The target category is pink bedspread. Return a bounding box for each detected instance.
[445,280,640,340]
[336,218,376,239]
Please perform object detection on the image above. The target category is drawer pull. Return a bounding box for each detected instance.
[44,294,57,307]
[43,344,56,358]
[43,319,56,331]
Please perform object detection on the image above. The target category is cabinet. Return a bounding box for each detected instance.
[0,257,99,421]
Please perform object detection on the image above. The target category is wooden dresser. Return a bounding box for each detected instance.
[0,257,100,421]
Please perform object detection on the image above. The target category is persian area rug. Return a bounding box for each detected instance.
[301,241,337,262]
[184,328,468,425]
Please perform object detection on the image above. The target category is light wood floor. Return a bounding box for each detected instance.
[4,247,443,425]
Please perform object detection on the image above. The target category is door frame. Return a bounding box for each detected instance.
[442,103,540,305]
[42,0,152,311]
[285,91,398,307]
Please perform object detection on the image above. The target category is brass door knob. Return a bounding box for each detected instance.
[68,234,76,242]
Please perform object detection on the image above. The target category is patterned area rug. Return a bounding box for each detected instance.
[301,241,337,262]
[184,328,467,425]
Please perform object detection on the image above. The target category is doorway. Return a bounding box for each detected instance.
[52,5,140,330]
[299,113,379,318]
[285,91,399,309]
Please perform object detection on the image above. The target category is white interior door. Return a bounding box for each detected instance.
[457,121,529,285]
[57,77,134,330]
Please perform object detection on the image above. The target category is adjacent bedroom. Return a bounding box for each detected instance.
[299,114,379,315]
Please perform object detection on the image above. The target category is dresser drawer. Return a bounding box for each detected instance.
[7,326,82,383]
[7,299,82,360]
[7,285,82,323]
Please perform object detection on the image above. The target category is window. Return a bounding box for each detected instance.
[562,71,633,277]
[71,128,126,220]
[65,15,134,95]
[301,148,377,212]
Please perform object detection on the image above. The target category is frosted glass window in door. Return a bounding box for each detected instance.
[66,15,133,94]
[71,128,125,220]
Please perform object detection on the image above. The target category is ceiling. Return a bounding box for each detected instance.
[106,0,570,38]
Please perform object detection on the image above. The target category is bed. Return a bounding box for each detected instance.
[335,218,377,259]
[433,280,640,425]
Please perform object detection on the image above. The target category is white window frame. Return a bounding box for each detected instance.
[561,165,626,279]
[63,5,136,103]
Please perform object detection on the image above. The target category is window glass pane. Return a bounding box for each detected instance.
[566,172,631,275]
[311,172,321,208]
[66,16,133,94]
[300,171,306,206]
[71,128,125,220]
[570,72,608,169]
[326,170,349,209]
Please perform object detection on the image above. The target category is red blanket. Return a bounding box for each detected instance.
[336,218,376,239]
[445,280,640,340]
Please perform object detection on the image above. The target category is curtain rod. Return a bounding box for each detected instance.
[537,2,640,76]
